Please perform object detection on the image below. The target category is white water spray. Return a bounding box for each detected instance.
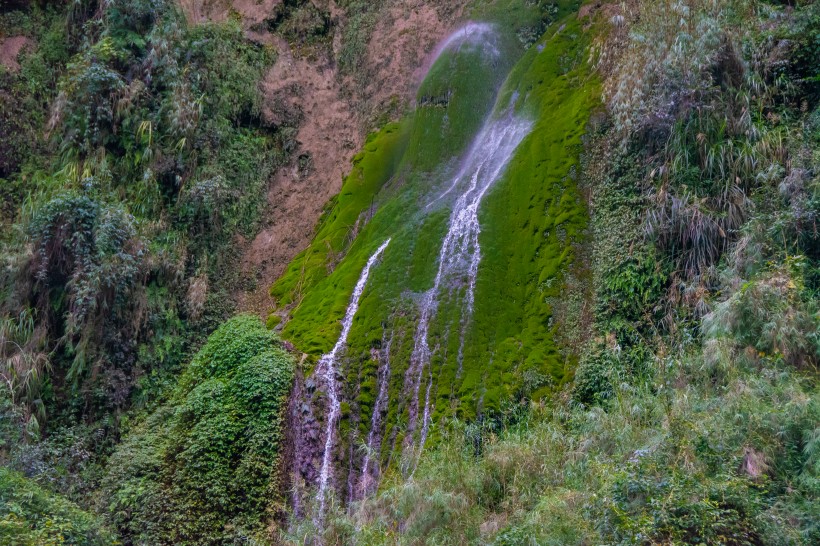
[359,332,393,496]
[407,111,533,457]
[316,239,391,517]
[423,22,501,75]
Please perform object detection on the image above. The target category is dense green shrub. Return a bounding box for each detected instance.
[572,346,623,405]
[0,309,49,433]
[0,11,68,180]
[23,191,146,408]
[0,467,114,545]
[105,0,169,62]
[573,341,654,406]
[274,0,332,45]
[0,80,32,179]
[103,315,294,545]
[183,22,272,123]
[784,1,820,101]
[605,462,765,544]
[706,266,819,368]
[598,248,668,331]
[50,54,126,156]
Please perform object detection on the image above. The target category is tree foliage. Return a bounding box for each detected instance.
[0,467,114,546]
[102,315,294,545]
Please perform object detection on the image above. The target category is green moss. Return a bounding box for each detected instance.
[270,121,409,310]
[271,8,599,475]
[405,37,515,170]
[462,17,600,415]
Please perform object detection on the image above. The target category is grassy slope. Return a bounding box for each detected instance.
[310,345,820,545]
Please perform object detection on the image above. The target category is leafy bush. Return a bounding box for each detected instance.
[605,462,765,545]
[783,1,820,100]
[602,0,746,138]
[0,309,49,431]
[0,82,32,179]
[0,12,68,179]
[105,0,169,62]
[0,467,114,545]
[572,345,623,405]
[573,341,654,406]
[25,191,146,406]
[103,315,294,545]
[597,247,668,330]
[706,264,819,369]
[49,55,126,157]
[184,21,272,124]
[275,1,332,45]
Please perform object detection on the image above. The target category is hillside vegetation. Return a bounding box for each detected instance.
[0,0,818,545]
[287,0,820,543]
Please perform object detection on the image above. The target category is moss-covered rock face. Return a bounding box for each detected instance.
[271,2,597,505]
[102,315,294,544]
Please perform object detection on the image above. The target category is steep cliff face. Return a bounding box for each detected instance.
[165,4,584,506]
[272,0,588,511]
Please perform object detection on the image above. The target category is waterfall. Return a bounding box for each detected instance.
[422,22,502,78]
[406,111,533,458]
[359,331,393,497]
[316,239,391,517]
[310,18,531,509]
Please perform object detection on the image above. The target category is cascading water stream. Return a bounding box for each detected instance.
[422,21,501,73]
[359,332,393,497]
[310,19,530,511]
[406,110,533,459]
[316,239,391,517]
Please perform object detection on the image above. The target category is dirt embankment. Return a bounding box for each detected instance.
[178,0,282,27]
[350,0,470,124]
[185,0,468,316]
[0,35,33,72]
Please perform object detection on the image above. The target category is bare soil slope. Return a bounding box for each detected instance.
[212,0,469,315]
[0,35,32,71]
